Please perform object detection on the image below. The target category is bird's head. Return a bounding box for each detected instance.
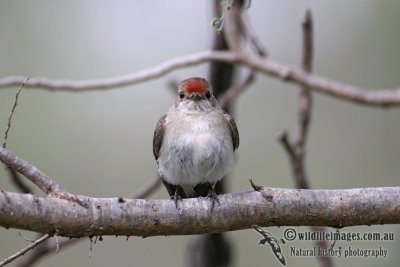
[176,77,216,111]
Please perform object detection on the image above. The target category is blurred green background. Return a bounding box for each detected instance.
[1,0,400,266]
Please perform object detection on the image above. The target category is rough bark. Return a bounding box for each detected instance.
[1,187,399,237]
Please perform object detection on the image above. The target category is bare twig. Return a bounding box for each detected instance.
[238,12,267,57]
[127,173,162,199]
[17,238,79,267]
[0,234,50,267]
[295,8,313,150]
[0,51,399,106]
[2,82,35,195]
[1,187,400,237]
[18,232,35,243]
[0,51,223,91]
[0,147,66,195]
[218,71,254,108]
[2,78,29,148]
[279,8,314,189]
[277,130,296,163]
[279,10,332,267]
[312,225,334,267]
[2,90,59,267]
[278,132,309,189]
[0,147,87,209]
[8,169,33,194]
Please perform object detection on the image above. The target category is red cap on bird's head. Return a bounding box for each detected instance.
[179,77,211,95]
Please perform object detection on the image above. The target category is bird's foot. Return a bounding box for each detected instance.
[171,188,183,209]
[207,186,220,211]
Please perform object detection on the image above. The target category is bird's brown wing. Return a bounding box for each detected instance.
[223,113,239,151]
[153,114,167,160]
[153,114,184,199]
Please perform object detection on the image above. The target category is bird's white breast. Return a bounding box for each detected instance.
[157,111,233,188]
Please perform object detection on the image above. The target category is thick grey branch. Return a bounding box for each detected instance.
[0,51,399,106]
[1,187,399,237]
[15,174,162,267]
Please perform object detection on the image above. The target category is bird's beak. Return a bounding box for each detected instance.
[189,93,202,101]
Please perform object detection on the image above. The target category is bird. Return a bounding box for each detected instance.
[153,77,239,209]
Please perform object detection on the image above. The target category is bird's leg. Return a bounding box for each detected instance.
[207,184,220,211]
[171,187,183,208]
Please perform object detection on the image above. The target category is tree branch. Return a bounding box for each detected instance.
[279,8,314,190]
[0,147,65,195]
[1,186,399,237]
[295,8,313,150]
[16,237,79,267]
[2,78,28,148]
[127,173,162,199]
[283,9,333,267]
[0,51,399,106]
[238,12,267,57]
[7,169,33,194]
[0,234,50,267]
[14,173,162,267]
[217,71,254,108]
[0,147,87,208]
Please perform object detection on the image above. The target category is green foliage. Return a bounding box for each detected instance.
[211,0,252,34]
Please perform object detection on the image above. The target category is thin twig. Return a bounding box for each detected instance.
[2,81,34,194]
[1,51,399,106]
[278,9,333,267]
[278,131,309,189]
[128,173,162,199]
[218,71,254,108]
[277,130,296,163]
[2,78,29,148]
[17,238,79,267]
[0,234,50,267]
[0,51,224,91]
[0,146,88,208]
[238,12,267,57]
[18,232,34,243]
[295,8,313,150]
[280,8,314,188]
[0,147,64,195]
[8,169,33,194]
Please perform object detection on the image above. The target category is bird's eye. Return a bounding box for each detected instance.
[179,91,185,99]
[206,91,212,99]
